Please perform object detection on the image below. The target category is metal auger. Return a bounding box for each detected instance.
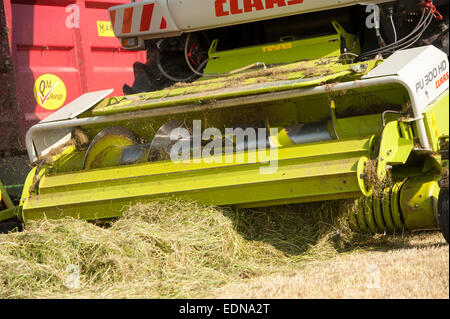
[349,175,442,235]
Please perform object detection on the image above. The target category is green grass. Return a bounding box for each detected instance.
[0,199,446,298]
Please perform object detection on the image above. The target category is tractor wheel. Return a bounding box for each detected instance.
[0,220,23,234]
[438,187,449,244]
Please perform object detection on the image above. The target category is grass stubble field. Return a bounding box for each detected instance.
[0,199,448,299]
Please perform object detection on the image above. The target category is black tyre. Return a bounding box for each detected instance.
[123,36,205,95]
[0,220,23,234]
[438,187,449,244]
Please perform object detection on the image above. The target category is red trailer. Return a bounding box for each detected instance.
[0,0,145,197]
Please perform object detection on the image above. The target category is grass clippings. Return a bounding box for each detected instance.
[0,199,447,299]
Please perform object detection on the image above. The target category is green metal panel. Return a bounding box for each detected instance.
[364,197,378,233]
[0,207,16,222]
[203,20,359,75]
[92,71,352,116]
[377,121,414,180]
[0,180,16,222]
[373,196,385,233]
[382,188,395,232]
[22,136,372,221]
[204,35,342,74]
[391,180,405,232]
[90,58,380,117]
[422,90,449,152]
[400,175,440,231]
[0,180,14,209]
[357,202,369,232]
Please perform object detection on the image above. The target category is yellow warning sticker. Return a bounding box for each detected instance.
[33,74,67,111]
[262,42,293,53]
[97,21,115,37]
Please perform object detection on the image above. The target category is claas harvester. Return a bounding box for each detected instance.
[1,0,449,242]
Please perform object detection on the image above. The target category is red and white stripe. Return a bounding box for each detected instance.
[109,0,379,43]
[109,1,179,37]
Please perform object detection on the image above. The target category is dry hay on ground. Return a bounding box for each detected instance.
[0,199,447,298]
[215,232,449,299]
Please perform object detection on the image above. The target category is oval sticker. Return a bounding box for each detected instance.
[33,74,67,110]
